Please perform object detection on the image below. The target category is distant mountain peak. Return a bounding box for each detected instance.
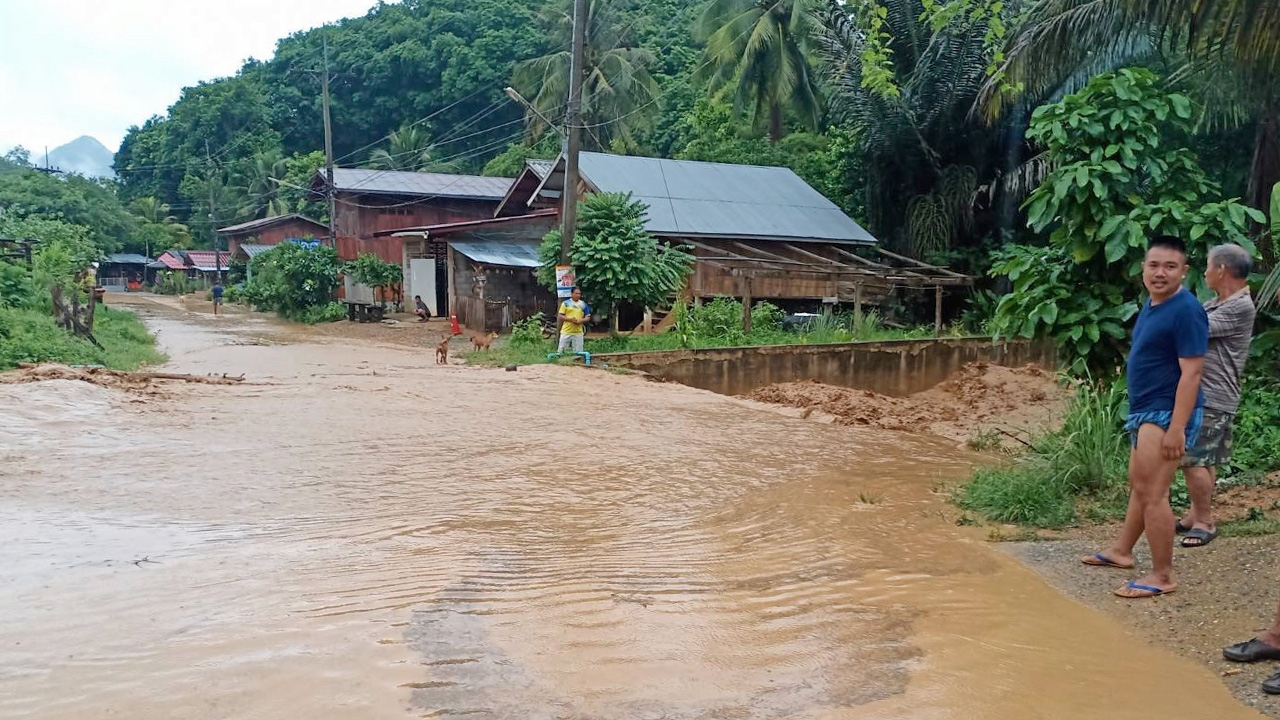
[47,136,116,179]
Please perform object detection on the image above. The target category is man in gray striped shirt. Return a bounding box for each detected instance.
[1176,243,1256,548]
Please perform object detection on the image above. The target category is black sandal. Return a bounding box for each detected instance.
[1263,671,1280,695]
[1224,638,1280,663]
[1181,528,1218,548]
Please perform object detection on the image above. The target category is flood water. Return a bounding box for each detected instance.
[0,297,1263,719]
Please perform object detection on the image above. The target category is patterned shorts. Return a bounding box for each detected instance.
[1180,408,1235,468]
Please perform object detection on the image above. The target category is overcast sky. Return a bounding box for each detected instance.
[0,0,390,156]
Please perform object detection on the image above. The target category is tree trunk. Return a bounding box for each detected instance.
[768,103,783,143]
[1248,101,1280,263]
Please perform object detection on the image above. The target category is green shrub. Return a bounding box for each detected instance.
[1230,372,1280,478]
[509,313,547,346]
[0,305,164,370]
[242,243,341,319]
[298,301,347,324]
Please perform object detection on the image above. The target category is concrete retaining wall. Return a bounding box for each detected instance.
[595,338,1054,397]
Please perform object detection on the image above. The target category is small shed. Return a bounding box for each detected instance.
[217,214,327,255]
[97,253,151,291]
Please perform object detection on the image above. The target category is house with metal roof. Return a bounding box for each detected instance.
[309,168,515,267]
[217,214,327,255]
[380,152,969,331]
[97,253,152,292]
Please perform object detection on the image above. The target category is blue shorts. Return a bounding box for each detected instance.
[1124,408,1204,449]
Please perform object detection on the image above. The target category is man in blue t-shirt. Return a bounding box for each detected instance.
[1083,235,1208,599]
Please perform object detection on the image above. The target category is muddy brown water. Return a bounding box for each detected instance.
[0,296,1263,719]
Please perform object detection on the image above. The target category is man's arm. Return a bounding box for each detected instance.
[1162,356,1204,460]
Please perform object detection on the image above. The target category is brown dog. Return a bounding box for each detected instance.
[471,331,498,351]
[436,337,449,364]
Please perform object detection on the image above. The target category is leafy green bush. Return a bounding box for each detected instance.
[154,271,193,296]
[346,253,402,305]
[0,305,164,370]
[0,261,34,308]
[538,193,694,329]
[992,69,1263,374]
[1230,372,1280,478]
[509,313,547,346]
[242,243,341,319]
[298,301,347,324]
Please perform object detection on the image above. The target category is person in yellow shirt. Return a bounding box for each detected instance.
[556,287,591,354]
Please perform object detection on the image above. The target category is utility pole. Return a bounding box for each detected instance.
[322,36,337,249]
[559,0,588,264]
[207,140,221,283]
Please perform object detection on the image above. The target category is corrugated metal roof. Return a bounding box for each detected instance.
[217,213,325,234]
[238,244,274,258]
[185,251,232,271]
[328,168,514,200]
[576,153,877,244]
[450,241,541,268]
[527,159,556,179]
[155,252,186,270]
[103,253,151,264]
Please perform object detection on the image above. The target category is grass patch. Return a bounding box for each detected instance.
[0,305,165,371]
[955,380,1129,528]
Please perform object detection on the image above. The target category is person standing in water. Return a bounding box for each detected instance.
[1082,235,1207,599]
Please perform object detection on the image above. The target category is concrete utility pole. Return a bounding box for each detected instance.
[206,140,221,282]
[559,0,588,264]
[322,36,337,248]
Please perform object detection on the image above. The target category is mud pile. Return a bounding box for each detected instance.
[746,362,1066,448]
[0,363,244,391]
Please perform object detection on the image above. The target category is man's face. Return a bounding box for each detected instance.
[1204,259,1228,293]
[572,289,581,301]
[1143,246,1188,298]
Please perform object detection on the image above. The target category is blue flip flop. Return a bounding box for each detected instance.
[1115,581,1175,598]
[1082,553,1134,569]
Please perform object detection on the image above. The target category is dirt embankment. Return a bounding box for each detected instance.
[0,363,247,393]
[746,362,1068,448]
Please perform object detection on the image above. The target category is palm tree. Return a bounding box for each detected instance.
[231,150,290,220]
[696,0,822,142]
[366,122,457,172]
[811,0,998,255]
[990,0,1280,215]
[512,0,659,152]
[130,196,192,255]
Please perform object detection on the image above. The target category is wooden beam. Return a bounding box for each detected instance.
[935,285,943,336]
[875,246,969,278]
[778,242,844,266]
[742,274,753,334]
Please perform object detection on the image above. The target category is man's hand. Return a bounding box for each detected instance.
[1161,426,1186,461]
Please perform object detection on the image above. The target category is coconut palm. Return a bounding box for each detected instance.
[130,196,192,254]
[511,0,659,152]
[696,0,821,142]
[990,0,1280,214]
[231,150,290,220]
[366,122,457,172]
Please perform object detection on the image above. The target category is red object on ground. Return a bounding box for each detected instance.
[449,313,461,336]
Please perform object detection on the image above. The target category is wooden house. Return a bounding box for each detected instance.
[380,152,970,332]
[310,168,514,265]
[217,214,327,255]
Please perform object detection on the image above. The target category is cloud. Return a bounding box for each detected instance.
[0,0,387,154]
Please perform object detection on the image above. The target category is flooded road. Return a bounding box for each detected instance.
[0,296,1263,719]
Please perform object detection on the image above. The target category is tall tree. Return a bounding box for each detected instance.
[229,150,291,220]
[365,122,456,172]
[812,0,1005,258]
[511,0,660,152]
[695,0,822,142]
[991,0,1280,218]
